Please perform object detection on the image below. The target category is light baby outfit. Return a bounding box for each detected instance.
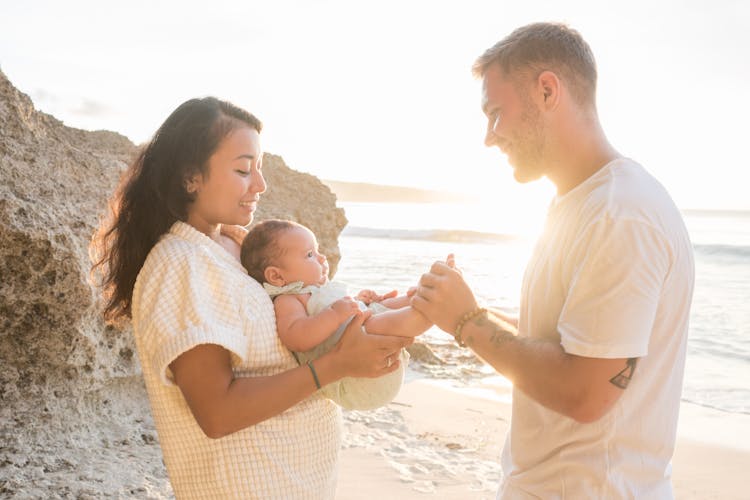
[132,221,341,499]
[265,280,409,410]
[498,158,694,499]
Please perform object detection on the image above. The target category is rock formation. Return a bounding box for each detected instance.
[0,70,346,497]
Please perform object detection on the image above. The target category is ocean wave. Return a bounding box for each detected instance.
[680,397,750,416]
[693,243,750,259]
[342,226,518,244]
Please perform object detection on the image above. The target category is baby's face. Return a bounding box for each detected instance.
[276,226,329,286]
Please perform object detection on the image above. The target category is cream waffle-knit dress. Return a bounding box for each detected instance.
[132,221,341,499]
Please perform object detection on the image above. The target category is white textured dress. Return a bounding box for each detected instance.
[132,221,341,499]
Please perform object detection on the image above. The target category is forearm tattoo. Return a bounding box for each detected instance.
[465,313,513,348]
[609,358,638,389]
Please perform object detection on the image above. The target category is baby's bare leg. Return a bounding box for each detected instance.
[363,306,432,338]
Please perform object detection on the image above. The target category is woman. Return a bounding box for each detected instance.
[91,97,411,499]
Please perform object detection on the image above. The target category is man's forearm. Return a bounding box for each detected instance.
[459,313,628,422]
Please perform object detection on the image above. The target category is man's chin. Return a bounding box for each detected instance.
[511,163,544,184]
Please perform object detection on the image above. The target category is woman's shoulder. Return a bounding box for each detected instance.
[144,232,206,270]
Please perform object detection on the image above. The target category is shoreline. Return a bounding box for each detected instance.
[336,371,750,499]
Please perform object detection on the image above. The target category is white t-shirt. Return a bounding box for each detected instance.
[499,159,694,499]
[132,221,341,499]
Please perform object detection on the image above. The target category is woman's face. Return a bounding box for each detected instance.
[186,126,266,235]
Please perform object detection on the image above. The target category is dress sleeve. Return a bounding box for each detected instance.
[135,246,250,387]
[558,216,671,358]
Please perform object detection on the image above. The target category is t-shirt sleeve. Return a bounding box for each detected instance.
[558,216,671,359]
[135,246,250,387]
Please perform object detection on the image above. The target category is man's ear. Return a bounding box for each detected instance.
[537,70,561,109]
[264,266,286,286]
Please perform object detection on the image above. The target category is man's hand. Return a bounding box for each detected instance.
[411,256,478,334]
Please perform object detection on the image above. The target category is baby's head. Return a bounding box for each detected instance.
[241,219,329,287]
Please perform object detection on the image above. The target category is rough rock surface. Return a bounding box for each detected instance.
[406,342,445,365]
[0,70,345,498]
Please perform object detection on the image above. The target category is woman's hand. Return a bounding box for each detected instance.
[330,296,360,321]
[326,309,412,379]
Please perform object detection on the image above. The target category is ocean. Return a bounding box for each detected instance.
[333,202,750,416]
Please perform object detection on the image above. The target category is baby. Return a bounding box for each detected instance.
[241,219,432,410]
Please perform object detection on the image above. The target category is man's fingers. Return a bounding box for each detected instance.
[419,272,440,288]
[414,283,436,301]
[410,294,431,315]
[430,260,454,274]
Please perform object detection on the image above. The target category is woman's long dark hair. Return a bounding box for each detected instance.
[91,97,262,323]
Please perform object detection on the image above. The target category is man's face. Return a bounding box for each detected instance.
[481,64,547,183]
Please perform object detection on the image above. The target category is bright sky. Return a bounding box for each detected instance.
[2,0,748,211]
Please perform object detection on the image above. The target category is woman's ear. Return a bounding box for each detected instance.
[184,173,201,194]
[264,266,286,286]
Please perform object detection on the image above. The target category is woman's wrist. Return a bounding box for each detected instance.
[306,361,322,389]
[309,349,346,387]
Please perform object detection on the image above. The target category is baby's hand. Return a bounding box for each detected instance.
[357,289,398,304]
[356,289,379,305]
[446,253,456,269]
[331,296,360,320]
[446,253,462,275]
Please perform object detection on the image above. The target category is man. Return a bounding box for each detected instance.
[412,22,694,499]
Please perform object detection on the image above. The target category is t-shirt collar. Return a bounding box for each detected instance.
[548,158,626,213]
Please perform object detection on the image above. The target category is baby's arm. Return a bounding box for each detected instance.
[274,294,360,352]
[364,306,431,338]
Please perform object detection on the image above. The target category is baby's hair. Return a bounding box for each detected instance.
[241,219,303,283]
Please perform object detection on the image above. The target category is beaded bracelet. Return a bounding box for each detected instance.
[307,360,322,389]
[454,307,487,347]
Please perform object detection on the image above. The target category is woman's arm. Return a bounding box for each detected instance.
[275,294,359,352]
[170,311,411,439]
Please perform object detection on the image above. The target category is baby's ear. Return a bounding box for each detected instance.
[264,266,286,287]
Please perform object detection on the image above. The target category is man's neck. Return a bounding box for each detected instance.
[547,116,620,196]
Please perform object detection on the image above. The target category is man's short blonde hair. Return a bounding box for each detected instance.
[473,22,598,107]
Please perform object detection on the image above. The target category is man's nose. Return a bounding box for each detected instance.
[484,121,497,147]
[484,128,497,147]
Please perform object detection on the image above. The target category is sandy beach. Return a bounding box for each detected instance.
[336,372,750,499]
